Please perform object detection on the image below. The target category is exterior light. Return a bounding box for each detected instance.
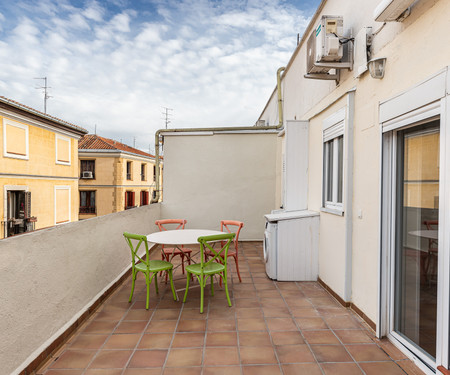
[368,57,387,79]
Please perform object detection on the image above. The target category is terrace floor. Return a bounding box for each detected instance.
[37,242,424,375]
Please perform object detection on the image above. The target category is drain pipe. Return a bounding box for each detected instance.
[151,66,286,203]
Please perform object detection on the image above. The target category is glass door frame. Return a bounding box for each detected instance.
[379,96,450,374]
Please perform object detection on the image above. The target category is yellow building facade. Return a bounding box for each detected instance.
[78,134,161,219]
[0,97,87,238]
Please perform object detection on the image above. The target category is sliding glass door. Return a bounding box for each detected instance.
[393,120,440,363]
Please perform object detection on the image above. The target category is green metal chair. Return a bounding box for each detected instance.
[124,232,177,310]
[183,232,235,313]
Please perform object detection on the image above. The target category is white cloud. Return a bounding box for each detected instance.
[0,0,317,149]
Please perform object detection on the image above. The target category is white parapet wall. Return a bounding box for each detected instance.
[0,203,161,375]
[160,132,278,240]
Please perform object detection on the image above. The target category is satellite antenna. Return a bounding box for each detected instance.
[34,77,52,113]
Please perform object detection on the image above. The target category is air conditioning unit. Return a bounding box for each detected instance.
[81,171,93,179]
[374,0,415,22]
[315,16,343,63]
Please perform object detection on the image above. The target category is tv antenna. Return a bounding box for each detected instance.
[34,77,52,113]
[161,107,173,129]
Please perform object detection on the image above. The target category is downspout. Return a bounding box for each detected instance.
[151,66,286,203]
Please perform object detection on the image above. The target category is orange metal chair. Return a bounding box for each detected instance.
[155,219,192,280]
[206,220,244,283]
[424,220,438,281]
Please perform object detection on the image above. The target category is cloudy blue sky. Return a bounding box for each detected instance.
[0,0,319,152]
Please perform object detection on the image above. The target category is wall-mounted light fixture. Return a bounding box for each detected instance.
[368,57,387,79]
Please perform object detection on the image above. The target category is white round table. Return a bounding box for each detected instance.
[147,229,225,245]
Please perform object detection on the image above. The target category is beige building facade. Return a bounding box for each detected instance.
[256,0,450,373]
[0,97,87,238]
[78,134,161,219]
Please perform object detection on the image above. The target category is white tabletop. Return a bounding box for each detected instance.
[147,229,225,245]
[409,230,438,240]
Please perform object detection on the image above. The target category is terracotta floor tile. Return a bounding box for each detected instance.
[206,331,238,346]
[345,344,391,362]
[103,334,141,349]
[146,320,177,333]
[242,365,282,374]
[324,316,362,330]
[208,319,236,331]
[115,321,148,334]
[239,331,272,346]
[359,361,406,375]
[171,332,205,348]
[208,308,236,320]
[266,318,297,331]
[271,331,304,345]
[295,317,328,330]
[84,369,122,375]
[262,306,291,318]
[284,298,312,307]
[50,350,96,369]
[203,366,241,375]
[69,334,108,350]
[334,329,374,344]
[127,350,167,368]
[165,348,203,367]
[163,367,202,375]
[83,321,118,334]
[275,344,315,363]
[257,289,281,298]
[204,347,240,365]
[291,307,320,318]
[321,362,364,374]
[282,363,323,375]
[235,307,263,319]
[124,309,154,321]
[177,319,206,332]
[303,330,340,344]
[152,308,181,320]
[235,298,260,308]
[95,310,126,321]
[236,318,266,331]
[124,369,162,375]
[88,350,133,369]
[259,297,285,307]
[138,333,173,349]
[310,345,353,362]
[181,308,208,320]
[239,346,278,364]
[44,370,84,375]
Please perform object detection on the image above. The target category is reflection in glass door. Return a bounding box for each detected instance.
[394,120,439,361]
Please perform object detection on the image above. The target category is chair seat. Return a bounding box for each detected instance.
[205,249,236,257]
[162,247,192,255]
[135,260,173,273]
[186,262,225,275]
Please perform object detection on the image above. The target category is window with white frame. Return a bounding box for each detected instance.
[3,118,29,160]
[55,134,71,165]
[322,108,345,212]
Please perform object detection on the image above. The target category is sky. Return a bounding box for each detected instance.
[0,0,320,153]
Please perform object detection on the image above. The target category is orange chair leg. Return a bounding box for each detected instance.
[234,254,242,282]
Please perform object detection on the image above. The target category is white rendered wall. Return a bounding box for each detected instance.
[0,204,161,375]
[258,0,449,323]
[160,133,278,239]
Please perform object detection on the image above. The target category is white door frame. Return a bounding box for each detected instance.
[378,67,450,374]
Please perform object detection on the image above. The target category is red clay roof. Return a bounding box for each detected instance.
[79,134,155,158]
[0,96,88,134]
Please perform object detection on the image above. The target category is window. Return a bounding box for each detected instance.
[140,190,149,206]
[80,160,95,179]
[3,118,29,160]
[125,191,135,209]
[153,165,156,182]
[126,161,132,180]
[55,186,71,224]
[141,163,146,181]
[322,108,345,212]
[79,191,96,214]
[56,134,71,165]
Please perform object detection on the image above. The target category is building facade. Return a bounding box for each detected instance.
[78,134,161,219]
[257,0,450,373]
[0,97,87,238]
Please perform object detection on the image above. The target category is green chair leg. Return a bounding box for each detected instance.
[168,269,177,301]
[129,272,136,303]
[154,273,159,294]
[145,273,150,310]
[210,276,215,296]
[200,275,205,314]
[223,272,232,307]
[183,272,191,302]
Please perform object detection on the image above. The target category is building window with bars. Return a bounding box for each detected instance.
[79,191,96,214]
[125,191,135,209]
[80,160,95,179]
[140,190,149,206]
[126,161,132,180]
[141,163,146,181]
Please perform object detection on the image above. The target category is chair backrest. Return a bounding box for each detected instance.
[123,232,150,267]
[155,219,187,231]
[221,220,244,250]
[424,220,438,230]
[198,233,236,271]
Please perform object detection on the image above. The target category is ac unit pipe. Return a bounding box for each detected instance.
[151,66,286,203]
